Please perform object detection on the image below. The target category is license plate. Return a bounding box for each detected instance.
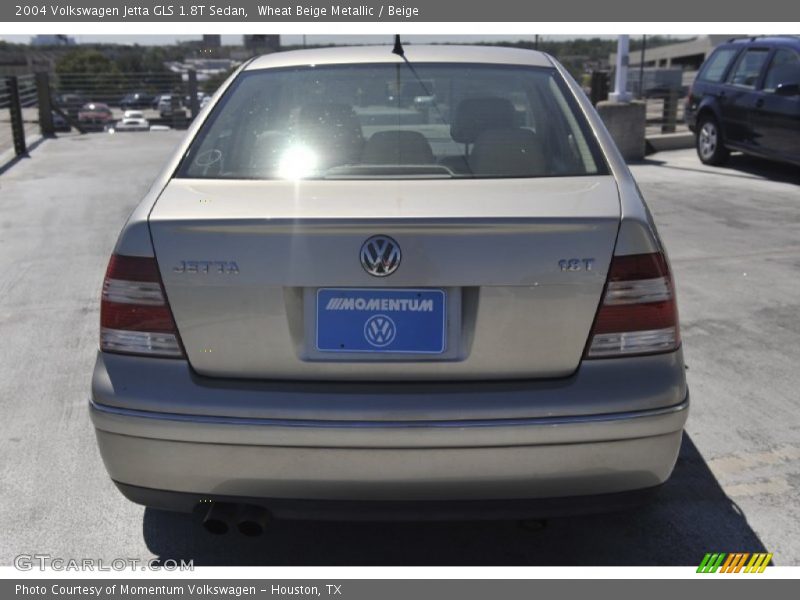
[316,288,446,354]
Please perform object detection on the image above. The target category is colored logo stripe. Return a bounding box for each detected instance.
[697,553,726,573]
[721,553,748,573]
[746,553,773,573]
[697,553,772,573]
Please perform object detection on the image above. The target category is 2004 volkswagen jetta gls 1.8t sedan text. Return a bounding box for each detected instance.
[90,45,689,532]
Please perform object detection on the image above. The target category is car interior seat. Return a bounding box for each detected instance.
[444,96,546,176]
[362,130,436,165]
[450,97,517,147]
[291,103,364,169]
[469,128,548,177]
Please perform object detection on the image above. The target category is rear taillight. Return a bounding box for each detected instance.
[585,252,680,358]
[100,254,184,358]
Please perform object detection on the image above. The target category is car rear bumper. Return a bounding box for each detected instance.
[90,350,688,511]
[114,481,666,521]
[93,410,685,505]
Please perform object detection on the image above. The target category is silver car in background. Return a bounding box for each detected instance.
[90,46,688,534]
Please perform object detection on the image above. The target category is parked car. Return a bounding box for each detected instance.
[158,94,186,118]
[686,36,800,166]
[55,93,86,119]
[51,111,71,133]
[151,93,170,110]
[91,46,688,532]
[184,91,211,110]
[77,102,113,131]
[119,92,155,110]
[114,110,150,132]
[120,92,155,110]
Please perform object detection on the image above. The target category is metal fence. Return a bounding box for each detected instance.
[3,66,693,163]
[0,70,206,160]
[644,92,686,135]
[51,71,200,129]
[1,75,40,158]
[53,72,185,112]
[588,69,690,135]
[16,73,38,108]
[0,77,9,155]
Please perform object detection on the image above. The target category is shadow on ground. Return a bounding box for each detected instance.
[638,153,800,186]
[142,435,767,566]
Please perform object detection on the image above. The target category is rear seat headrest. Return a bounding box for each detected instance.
[451,97,516,144]
[293,102,364,163]
[470,128,547,177]
[363,130,435,165]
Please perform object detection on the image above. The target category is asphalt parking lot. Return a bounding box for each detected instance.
[0,131,798,566]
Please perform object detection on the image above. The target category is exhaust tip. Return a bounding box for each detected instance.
[236,505,271,537]
[201,502,238,535]
[203,518,229,535]
[237,520,264,537]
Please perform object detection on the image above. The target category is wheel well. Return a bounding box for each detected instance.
[695,105,730,158]
[696,107,718,125]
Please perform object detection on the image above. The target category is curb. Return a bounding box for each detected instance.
[645,132,694,155]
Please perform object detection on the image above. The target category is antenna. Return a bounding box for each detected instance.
[392,34,405,57]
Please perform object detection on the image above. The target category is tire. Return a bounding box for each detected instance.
[696,115,730,165]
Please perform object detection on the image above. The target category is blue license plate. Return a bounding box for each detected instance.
[316,288,446,354]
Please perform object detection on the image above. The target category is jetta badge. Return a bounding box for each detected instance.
[360,235,401,277]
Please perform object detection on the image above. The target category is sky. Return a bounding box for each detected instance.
[0,34,635,46]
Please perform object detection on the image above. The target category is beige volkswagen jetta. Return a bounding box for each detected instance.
[90,45,688,534]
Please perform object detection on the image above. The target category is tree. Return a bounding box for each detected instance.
[113,46,172,74]
[55,48,119,75]
[201,68,236,94]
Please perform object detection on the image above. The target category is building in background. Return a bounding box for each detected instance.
[609,35,734,98]
[627,35,731,70]
[202,35,222,49]
[164,57,241,82]
[243,35,280,54]
[31,35,76,47]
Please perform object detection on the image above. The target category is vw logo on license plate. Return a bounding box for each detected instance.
[363,314,397,347]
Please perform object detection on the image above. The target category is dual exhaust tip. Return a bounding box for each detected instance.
[202,502,271,537]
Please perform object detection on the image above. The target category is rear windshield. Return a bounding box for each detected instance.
[178,63,608,180]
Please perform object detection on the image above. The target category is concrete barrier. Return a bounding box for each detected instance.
[596,100,646,161]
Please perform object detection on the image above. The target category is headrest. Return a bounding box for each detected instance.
[293,102,363,163]
[450,97,516,144]
[470,128,547,177]
[363,130,435,165]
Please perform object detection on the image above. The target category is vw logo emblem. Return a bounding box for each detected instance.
[364,314,397,347]
[360,235,401,277]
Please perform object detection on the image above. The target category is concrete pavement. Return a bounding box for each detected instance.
[0,133,798,565]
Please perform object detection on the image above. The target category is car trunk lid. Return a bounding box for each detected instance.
[149,176,620,380]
